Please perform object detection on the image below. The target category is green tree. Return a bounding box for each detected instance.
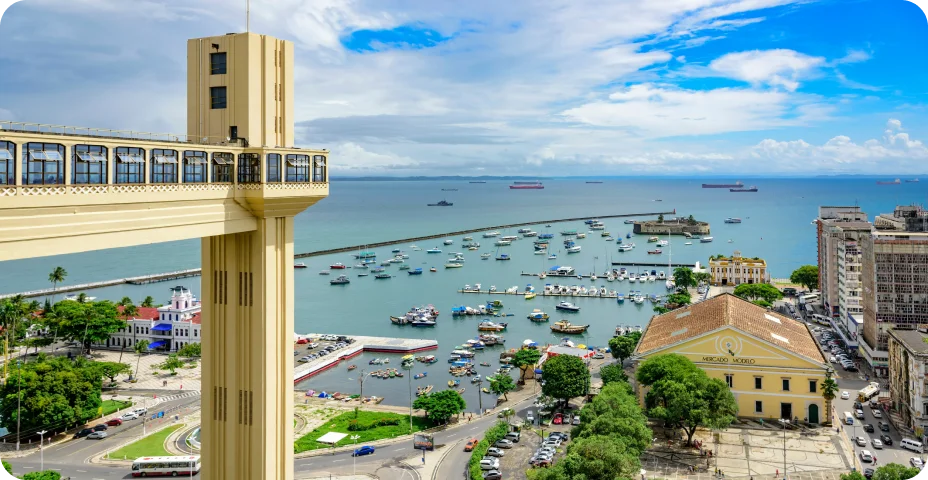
[841,472,867,480]
[626,330,642,345]
[159,354,184,375]
[665,292,692,310]
[572,383,651,451]
[487,373,516,401]
[652,305,670,315]
[694,271,711,285]
[2,460,10,474]
[511,348,542,384]
[733,283,783,304]
[637,354,738,445]
[23,336,55,355]
[23,470,63,480]
[790,265,819,291]
[44,300,126,354]
[541,355,590,406]
[47,266,68,301]
[140,296,155,308]
[820,369,839,426]
[0,354,106,433]
[412,389,466,425]
[872,463,922,480]
[599,363,628,386]
[673,266,695,290]
[178,342,202,358]
[133,339,150,379]
[99,362,131,383]
[657,214,664,223]
[608,336,637,365]
[687,214,697,225]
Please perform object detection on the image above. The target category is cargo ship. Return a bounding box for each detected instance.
[469,181,487,184]
[510,181,544,189]
[730,186,758,192]
[876,179,901,185]
[905,178,920,183]
[702,181,743,188]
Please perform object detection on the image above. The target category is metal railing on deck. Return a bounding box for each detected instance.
[1,120,239,147]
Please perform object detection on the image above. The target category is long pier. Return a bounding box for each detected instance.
[0,211,674,298]
[457,289,620,299]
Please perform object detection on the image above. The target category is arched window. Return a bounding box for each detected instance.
[238,153,260,183]
[183,151,207,183]
[114,147,145,184]
[313,155,327,182]
[23,142,65,185]
[150,148,178,183]
[212,152,233,183]
[0,141,15,185]
[285,154,310,182]
[73,145,107,185]
[266,153,281,182]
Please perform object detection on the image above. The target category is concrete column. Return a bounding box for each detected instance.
[201,215,294,480]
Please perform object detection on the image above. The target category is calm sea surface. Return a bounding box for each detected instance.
[0,178,922,409]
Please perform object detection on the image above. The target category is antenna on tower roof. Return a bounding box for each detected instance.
[246,0,250,32]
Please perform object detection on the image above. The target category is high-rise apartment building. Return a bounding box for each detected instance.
[861,205,928,377]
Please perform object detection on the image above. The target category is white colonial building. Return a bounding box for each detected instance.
[99,286,202,352]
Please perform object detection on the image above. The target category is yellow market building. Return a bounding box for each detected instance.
[633,294,830,424]
[708,250,769,286]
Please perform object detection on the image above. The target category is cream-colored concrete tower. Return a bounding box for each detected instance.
[0,31,326,480]
[188,32,295,149]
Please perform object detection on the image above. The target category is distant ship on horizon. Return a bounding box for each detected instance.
[585,181,604,184]
[469,181,487,184]
[510,181,544,189]
[906,178,920,183]
[703,181,743,188]
[876,178,901,185]
[730,186,758,192]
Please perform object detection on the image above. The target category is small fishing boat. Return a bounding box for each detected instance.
[319,270,331,275]
[444,239,453,245]
[408,267,423,275]
[548,254,557,260]
[494,240,511,246]
[576,233,587,239]
[647,237,659,243]
[398,264,411,270]
[477,321,508,332]
[410,245,421,251]
[617,293,625,303]
[647,249,662,255]
[480,362,491,367]
[700,237,714,243]
[294,262,308,269]
[555,301,581,312]
[444,262,464,268]
[483,231,501,238]
[496,254,511,261]
[330,262,347,269]
[684,241,693,245]
[430,267,437,272]
[330,274,350,285]
[347,365,357,371]
[550,320,590,334]
[525,292,536,300]
[427,247,442,253]
[457,388,466,394]
[527,309,549,322]
[375,273,392,279]
[448,379,460,387]
[566,245,581,253]
[480,253,492,259]
[357,272,369,277]
[416,385,433,396]
[410,318,437,327]
[354,263,368,269]
[414,372,427,379]
[481,387,490,394]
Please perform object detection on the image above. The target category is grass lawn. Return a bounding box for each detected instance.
[107,424,184,460]
[100,400,133,417]
[294,410,431,453]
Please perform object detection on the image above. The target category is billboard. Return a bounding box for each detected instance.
[414,433,434,451]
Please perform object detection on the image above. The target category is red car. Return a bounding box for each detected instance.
[464,438,479,452]
[296,338,309,345]
[105,418,123,427]
[553,413,564,425]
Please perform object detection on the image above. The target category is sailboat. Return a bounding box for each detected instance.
[665,229,676,291]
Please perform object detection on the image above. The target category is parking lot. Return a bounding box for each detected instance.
[294,334,356,366]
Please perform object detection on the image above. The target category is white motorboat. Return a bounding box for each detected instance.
[555,301,581,312]
[567,245,581,253]
[495,240,512,246]
[534,250,547,255]
[444,239,454,245]
[410,245,422,251]
[480,253,492,259]
[483,231,501,238]
[658,271,666,280]
[618,244,634,252]
[548,254,557,260]
[700,237,714,243]
[657,240,669,247]
[576,233,587,239]
[684,242,693,245]
[500,235,518,242]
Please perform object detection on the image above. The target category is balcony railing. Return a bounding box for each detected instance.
[0,120,235,147]
[0,182,328,198]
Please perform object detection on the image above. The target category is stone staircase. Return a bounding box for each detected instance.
[887,410,915,438]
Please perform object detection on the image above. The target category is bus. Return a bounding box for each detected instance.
[131,455,201,477]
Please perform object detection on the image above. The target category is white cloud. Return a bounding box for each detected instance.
[331,142,418,171]
[709,49,825,91]
[560,83,827,137]
[887,118,903,130]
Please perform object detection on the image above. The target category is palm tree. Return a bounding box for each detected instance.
[76,293,88,303]
[694,272,711,285]
[140,296,154,308]
[116,299,138,364]
[820,369,839,426]
[47,267,67,302]
[133,339,150,380]
[0,300,21,381]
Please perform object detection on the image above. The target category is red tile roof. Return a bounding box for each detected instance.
[116,305,160,321]
[191,312,201,325]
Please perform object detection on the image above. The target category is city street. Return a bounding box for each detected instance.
[10,396,200,479]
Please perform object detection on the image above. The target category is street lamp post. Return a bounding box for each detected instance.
[780,418,788,480]
[403,360,414,431]
[37,430,46,470]
[351,434,360,476]
[476,379,483,416]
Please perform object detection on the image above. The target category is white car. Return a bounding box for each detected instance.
[86,431,108,439]
[855,436,867,447]
[871,439,883,449]
[120,412,138,421]
[860,450,874,463]
[911,458,924,468]
[841,391,850,400]
[872,410,883,419]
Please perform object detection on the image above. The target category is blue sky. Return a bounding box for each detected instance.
[0,0,927,175]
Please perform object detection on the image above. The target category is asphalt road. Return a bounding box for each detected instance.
[11,397,200,479]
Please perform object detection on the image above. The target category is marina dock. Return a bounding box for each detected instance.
[293,335,437,383]
[0,211,674,298]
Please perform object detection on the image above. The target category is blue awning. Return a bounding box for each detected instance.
[148,340,167,349]
[151,324,173,332]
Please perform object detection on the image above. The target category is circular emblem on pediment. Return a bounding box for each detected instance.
[715,335,743,357]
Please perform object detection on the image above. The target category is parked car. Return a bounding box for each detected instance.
[880,434,893,445]
[841,391,850,400]
[86,431,108,440]
[872,439,883,449]
[552,413,565,425]
[912,458,925,468]
[531,458,553,468]
[482,470,502,480]
[93,424,108,431]
[352,446,376,457]
[526,411,535,424]
[571,415,581,425]
[592,352,604,359]
[863,424,874,433]
[854,401,863,410]
[133,408,148,416]
[74,428,94,438]
[505,431,520,443]
[486,447,505,457]
[860,450,874,463]
[464,438,479,452]
[479,458,500,470]
[863,468,874,479]
[120,412,138,421]
[549,432,569,441]
[855,437,867,447]
[105,418,123,427]
[494,439,513,449]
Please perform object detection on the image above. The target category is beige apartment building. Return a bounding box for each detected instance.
[708,251,769,286]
